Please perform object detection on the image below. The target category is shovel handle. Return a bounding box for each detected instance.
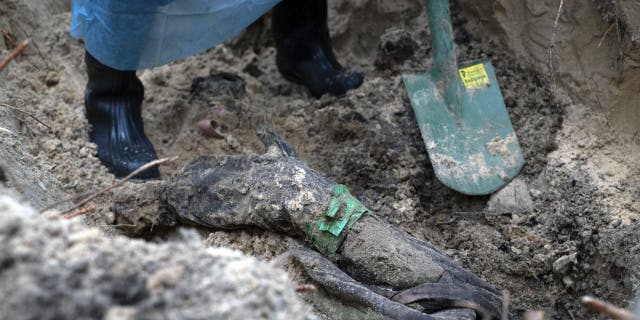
[425,0,461,111]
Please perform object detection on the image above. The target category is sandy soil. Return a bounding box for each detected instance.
[0,0,638,319]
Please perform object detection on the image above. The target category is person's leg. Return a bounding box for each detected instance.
[84,51,159,179]
[272,0,364,97]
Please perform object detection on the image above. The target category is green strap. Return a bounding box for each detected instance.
[305,184,370,256]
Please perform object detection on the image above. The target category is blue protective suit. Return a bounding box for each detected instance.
[71,0,282,70]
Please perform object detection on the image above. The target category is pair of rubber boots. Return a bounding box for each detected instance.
[85,0,363,179]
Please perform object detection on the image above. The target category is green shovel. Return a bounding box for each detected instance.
[402,0,524,195]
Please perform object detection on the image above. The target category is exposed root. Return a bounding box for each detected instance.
[2,15,49,69]
[581,296,636,320]
[41,157,177,215]
[0,38,29,72]
[598,22,617,48]
[501,290,510,320]
[0,126,13,135]
[523,311,545,320]
[449,300,493,320]
[294,284,317,293]
[593,0,631,80]
[545,0,564,87]
[0,102,52,131]
[0,27,17,48]
[63,205,96,219]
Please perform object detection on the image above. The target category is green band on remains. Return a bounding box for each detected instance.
[305,184,370,256]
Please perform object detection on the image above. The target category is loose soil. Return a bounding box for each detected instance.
[0,0,638,319]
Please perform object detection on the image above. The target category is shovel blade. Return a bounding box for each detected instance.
[403,59,524,195]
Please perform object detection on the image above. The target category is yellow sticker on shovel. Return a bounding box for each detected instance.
[459,63,490,89]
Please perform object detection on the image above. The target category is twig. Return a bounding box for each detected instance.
[502,290,510,320]
[564,304,576,320]
[0,102,52,131]
[546,0,564,86]
[295,284,317,292]
[0,27,17,48]
[101,223,137,228]
[598,23,617,48]
[451,300,492,320]
[40,189,94,213]
[3,16,48,69]
[552,0,564,30]
[63,205,96,219]
[523,311,545,320]
[55,157,177,216]
[0,28,40,71]
[581,296,635,320]
[0,38,29,72]
[0,126,13,135]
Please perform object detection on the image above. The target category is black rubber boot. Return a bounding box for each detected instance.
[272,0,364,98]
[84,52,159,179]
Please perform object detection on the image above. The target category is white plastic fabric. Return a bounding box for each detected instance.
[71,0,282,70]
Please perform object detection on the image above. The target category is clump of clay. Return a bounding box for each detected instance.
[375,27,418,69]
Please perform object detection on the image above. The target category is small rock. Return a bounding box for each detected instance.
[78,147,91,158]
[42,140,63,153]
[100,210,116,224]
[529,188,543,199]
[197,119,225,139]
[45,71,60,87]
[487,177,534,214]
[562,276,574,287]
[523,311,546,320]
[611,218,622,227]
[146,265,186,292]
[225,135,241,150]
[104,307,137,320]
[375,27,418,69]
[67,229,101,244]
[553,252,577,274]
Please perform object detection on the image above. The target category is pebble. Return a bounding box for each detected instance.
[529,188,543,199]
[225,135,241,150]
[45,71,60,87]
[487,177,534,213]
[552,252,577,274]
[562,276,574,287]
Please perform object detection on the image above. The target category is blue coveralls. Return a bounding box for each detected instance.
[71,0,282,70]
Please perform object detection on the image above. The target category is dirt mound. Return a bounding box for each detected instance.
[0,193,315,320]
